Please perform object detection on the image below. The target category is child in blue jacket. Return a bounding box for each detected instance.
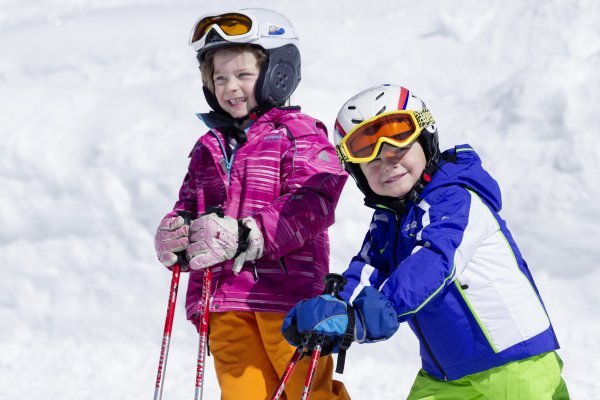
[282,84,570,399]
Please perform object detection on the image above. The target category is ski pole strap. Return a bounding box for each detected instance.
[335,304,355,374]
[175,210,194,269]
[233,220,252,259]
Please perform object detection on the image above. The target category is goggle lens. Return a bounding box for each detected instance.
[345,114,419,159]
[191,13,253,43]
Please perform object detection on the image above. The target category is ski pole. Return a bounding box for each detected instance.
[271,273,348,400]
[300,336,324,400]
[300,274,347,399]
[270,337,309,400]
[193,267,212,400]
[154,211,193,400]
[193,206,224,400]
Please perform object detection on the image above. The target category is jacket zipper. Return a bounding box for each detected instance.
[393,215,401,267]
[206,130,237,288]
[209,130,239,186]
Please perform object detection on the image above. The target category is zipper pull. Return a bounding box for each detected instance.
[252,261,259,282]
[278,258,288,274]
[219,158,228,175]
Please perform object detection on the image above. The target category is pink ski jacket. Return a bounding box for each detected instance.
[169,107,348,323]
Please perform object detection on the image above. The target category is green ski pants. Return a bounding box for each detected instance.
[407,351,569,400]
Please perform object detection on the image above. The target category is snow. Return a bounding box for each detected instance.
[1,0,598,398]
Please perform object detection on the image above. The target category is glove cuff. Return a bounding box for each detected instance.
[353,308,366,343]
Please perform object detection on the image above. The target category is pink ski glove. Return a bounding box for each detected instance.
[187,214,264,273]
[154,215,190,269]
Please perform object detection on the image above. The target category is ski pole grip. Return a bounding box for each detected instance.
[204,206,224,218]
[175,210,194,266]
[322,273,347,297]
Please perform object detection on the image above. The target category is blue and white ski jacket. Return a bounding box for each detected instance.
[339,144,560,381]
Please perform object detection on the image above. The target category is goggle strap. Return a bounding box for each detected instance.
[414,109,435,128]
[335,145,349,164]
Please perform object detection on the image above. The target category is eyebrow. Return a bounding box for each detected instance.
[213,66,257,74]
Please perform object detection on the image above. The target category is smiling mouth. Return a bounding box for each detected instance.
[228,97,247,106]
[383,173,406,184]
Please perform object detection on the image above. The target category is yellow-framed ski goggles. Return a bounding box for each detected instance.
[335,109,435,164]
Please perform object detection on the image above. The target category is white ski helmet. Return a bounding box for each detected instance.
[189,8,301,109]
[333,84,440,206]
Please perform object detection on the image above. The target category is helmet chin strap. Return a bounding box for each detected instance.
[246,101,280,122]
[406,162,437,204]
[405,134,440,203]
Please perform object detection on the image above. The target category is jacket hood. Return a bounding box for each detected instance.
[195,106,305,145]
[422,144,502,212]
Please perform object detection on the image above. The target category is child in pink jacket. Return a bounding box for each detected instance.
[153,8,349,399]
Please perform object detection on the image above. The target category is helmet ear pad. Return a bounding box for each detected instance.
[202,85,227,115]
[417,125,441,166]
[254,44,301,106]
[347,162,376,199]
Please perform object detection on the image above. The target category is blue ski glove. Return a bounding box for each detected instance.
[352,286,400,342]
[282,294,364,356]
[282,287,400,354]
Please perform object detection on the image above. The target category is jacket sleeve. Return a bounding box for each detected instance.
[335,212,401,342]
[339,212,393,303]
[380,186,493,322]
[253,121,348,259]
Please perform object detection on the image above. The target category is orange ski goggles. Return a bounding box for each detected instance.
[335,109,435,163]
[189,12,256,51]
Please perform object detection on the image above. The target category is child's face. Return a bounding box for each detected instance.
[359,142,427,198]
[212,49,260,119]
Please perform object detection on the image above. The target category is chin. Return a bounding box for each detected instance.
[373,184,407,198]
[228,110,248,119]
[383,188,410,198]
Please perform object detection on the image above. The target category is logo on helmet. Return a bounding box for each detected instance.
[269,25,285,35]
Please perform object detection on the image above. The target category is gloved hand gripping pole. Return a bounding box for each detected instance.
[271,273,348,400]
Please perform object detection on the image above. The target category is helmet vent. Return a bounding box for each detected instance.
[351,119,363,124]
[376,106,386,115]
[347,105,356,110]
[376,92,385,100]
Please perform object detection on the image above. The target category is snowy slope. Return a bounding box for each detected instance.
[1,0,598,398]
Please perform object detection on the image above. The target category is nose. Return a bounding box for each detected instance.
[224,78,240,92]
[379,144,403,165]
